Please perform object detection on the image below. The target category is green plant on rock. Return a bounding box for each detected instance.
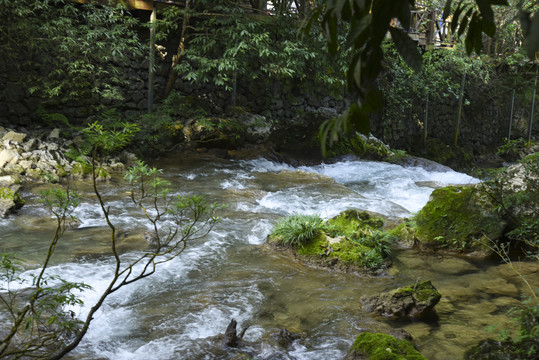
[270,210,391,271]
[356,231,392,257]
[497,138,536,161]
[479,153,538,254]
[326,209,384,239]
[347,332,427,360]
[414,185,506,253]
[270,214,325,247]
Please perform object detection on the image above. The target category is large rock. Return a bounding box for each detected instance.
[414,185,506,255]
[0,187,25,217]
[360,280,441,320]
[344,332,426,360]
[0,148,19,168]
[2,131,27,144]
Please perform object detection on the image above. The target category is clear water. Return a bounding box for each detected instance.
[1,154,535,360]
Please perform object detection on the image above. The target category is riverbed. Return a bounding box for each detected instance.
[1,153,536,359]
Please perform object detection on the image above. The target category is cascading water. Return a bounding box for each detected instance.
[2,154,533,360]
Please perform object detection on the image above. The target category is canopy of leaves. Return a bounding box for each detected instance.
[159,0,351,96]
[0,0,144,108]
[313,0,538,152]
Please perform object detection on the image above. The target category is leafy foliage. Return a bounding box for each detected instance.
[312,0,539,153]
[160,0,350,96]
[480,150,539,254]
[0,188,90,359]
[0,0,144,109]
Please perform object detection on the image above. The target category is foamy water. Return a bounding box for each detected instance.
[1,155,487,360]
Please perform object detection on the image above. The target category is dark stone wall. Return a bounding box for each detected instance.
[1,46,536,156]
[371,77,537,155]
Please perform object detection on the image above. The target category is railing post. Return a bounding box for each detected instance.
[508,89,515,141]
[528,67,538,143]
[148,4,157,114]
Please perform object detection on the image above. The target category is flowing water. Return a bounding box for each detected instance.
[1,154,537,360]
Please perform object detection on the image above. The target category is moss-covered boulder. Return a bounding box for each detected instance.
[267,210,392,274]
[344,332,426,360]
[360,281,441,320]
[0,187,25,217]
[70,162,110,181]
[327,209,385,235]
[415,185,506,254]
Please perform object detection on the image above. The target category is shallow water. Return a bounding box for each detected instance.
[1,153,536,360]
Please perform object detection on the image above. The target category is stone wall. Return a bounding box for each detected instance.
[371,78,537,155]
[1,48,536,156]
[0,54,349,128]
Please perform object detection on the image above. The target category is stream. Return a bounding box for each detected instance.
[1,153,537,359]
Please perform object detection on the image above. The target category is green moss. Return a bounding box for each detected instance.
[269,210,392,271]
[0,187,25,207]
[415,185,505,252]
[56,164,68,177]
[394,281,441,303]
[387,221,416,245]
[71,162,109,179]
[327,133,393,160]
[297,233,373,266]
[327,210,384,239]
[348,332,426,360]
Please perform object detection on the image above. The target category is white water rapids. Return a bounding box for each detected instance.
[1,155,494,360]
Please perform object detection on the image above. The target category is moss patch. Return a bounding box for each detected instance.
[326,210,384,239]
[0,187,25,207]
[387,221,416,247]
[268,210,391,272]
[297,233,375,267]
[346,332,426,360]
[328,133,393,160]
[394,280,441,303]
[71,162,109,180]
[415,185,505,253]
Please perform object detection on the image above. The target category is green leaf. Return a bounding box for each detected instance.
[394,0,413,30]
[443,0,453,20]
[389,26,422,72]
[474,0,494,24]
[458,8,474,38]
[481,17,496,37]
[362,88,384,113]
[348,102,370,136]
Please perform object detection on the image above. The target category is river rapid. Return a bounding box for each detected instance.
[1,153,537,359]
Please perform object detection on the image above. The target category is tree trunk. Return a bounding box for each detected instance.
[164,0,191,98]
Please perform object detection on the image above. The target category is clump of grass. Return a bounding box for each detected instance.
[270,214,325,247]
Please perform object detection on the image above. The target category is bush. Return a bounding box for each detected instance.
[270,214,325,247]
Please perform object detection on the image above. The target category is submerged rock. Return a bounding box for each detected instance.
[464,339,517,360]
[344,332,426,360]
[272,328,300,349]
[360,280,441,320]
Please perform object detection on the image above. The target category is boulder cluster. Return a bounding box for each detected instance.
[0,126,136,217]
